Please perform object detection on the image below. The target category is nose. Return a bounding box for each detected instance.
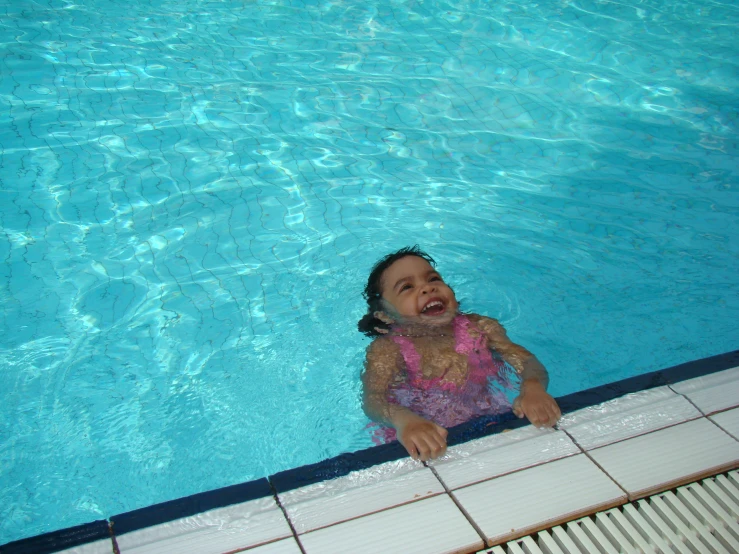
[420,282,436,294]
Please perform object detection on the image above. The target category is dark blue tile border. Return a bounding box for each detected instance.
[270,439,408,493]
[3,349,737,552]
[557,349,739,414]
[110,477,273,536]
[0,520,110,554]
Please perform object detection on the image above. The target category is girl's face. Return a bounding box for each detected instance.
[379,256,459,325]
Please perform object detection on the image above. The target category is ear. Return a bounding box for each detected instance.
[373,311,395,325]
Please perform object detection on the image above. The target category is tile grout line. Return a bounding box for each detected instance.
[425,461,491,549]
[668,382,739,420]
[704,404,739,417]
[706,413,739,443]
[668,381,739,441]
[108,521,120,554]
[432,456,576,495]
[558,412,705,453]
[267,479,308,554]
[667,383,710,416]
[268,493,449,537]
[559,426,632,501]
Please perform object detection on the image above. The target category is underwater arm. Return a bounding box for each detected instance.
[473,315,560,427]
[362,338,448,460]
[472,315,549,386]
[361,337,409,424]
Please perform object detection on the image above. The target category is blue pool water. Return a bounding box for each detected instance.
[1,0,737,544]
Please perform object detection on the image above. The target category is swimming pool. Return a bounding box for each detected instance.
[1,0,737,545]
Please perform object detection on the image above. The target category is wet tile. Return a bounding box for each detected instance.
[278,458,443,534]
[431,425,579,490]
[58,540,114,554]
[559,386,702,450]
[246,538,304,554]
[710,407,739,441]
[299,494,483,554]
[453,454,625,545]
[589,418,739,500]
[116,496,292,554]
[670,366,739,415]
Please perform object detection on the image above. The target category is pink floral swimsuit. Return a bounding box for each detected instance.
[370,315,512,444]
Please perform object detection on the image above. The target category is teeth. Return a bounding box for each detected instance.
[422,301,443,313]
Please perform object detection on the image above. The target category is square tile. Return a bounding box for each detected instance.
[589,418,739,500]
[453,454,626,545]
[559,386,702,450]
[670,366,739,415]
[116,496,292,554]
[278,458,443,533]
[431,426,579,490]
[58,540,115,554]
[299,494,484,554]
[710,407,739,441]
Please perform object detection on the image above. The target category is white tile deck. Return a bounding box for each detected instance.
[558,385,702,450]
[245,538,304,554]
[115,496,292,554]
[710,407,739,441]
[298,493,484,554]
[430,426,579,489]
[452,454,627,545]
[589,418,739,500]
[74,367,739,554]
[58,540,114,554]
[670,366,739,415]
[278,458,443,533]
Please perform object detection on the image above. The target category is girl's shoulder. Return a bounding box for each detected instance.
[366,334,400,356]
[464,313,507,336]
[364,335,403,376]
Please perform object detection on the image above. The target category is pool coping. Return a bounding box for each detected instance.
[2,349,738,553]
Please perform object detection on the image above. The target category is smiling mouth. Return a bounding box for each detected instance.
[421,299,446,316]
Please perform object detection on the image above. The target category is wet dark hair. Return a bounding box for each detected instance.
[357,245,436,337]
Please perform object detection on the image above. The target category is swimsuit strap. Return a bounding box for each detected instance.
[391,331,457,391]
[390,334,423,381]
[452,315,487,356]
[391,315,488,390]
[454,315,501,385]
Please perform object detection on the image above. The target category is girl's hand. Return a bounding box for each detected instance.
[512,380,561,428]
[395,413,448,461]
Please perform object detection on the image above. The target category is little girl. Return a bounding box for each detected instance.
[359,246,561,461]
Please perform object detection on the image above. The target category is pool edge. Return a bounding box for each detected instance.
[2,348,737,553]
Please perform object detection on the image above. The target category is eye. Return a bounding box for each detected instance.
[429,275,442,282]
[400,283,412,292]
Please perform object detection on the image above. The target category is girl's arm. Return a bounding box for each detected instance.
[471,315,549,386]
[362,338,448,460]
[471,315,561,427]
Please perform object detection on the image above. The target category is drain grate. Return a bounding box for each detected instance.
[481,470,739,554]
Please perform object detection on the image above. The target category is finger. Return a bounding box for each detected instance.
[512,398,524,418]
[526,406,540,427]
[419,432,446,460]
[432,431,448,458]
[539,405,555,426]
[552,409,562,426]
[531,407,547,428]
[413,436,434,462]
[403,440,419,461]
[540,401,560,427]
[426,433,446,460]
